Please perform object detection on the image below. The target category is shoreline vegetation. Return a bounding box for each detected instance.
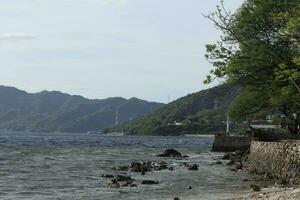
[204,0,300,198]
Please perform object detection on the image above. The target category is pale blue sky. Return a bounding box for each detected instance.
[0,0,243,103]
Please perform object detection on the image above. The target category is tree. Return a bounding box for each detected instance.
[205,0,300,134]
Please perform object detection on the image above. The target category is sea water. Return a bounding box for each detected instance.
[0,131,267,200]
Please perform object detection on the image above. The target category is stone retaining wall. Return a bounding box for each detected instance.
[212,134,252,152]
[249,141,300,185]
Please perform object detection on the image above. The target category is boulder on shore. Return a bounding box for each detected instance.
[157,149,182,158]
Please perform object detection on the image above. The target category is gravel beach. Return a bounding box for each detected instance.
[231,188,300,200]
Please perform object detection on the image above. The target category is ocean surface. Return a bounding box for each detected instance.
[0,131,267,200]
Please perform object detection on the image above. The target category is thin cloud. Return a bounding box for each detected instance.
[0,33,36,41]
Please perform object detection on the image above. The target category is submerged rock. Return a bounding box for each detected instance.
[168,167,174,171]
[112,165,129,171]
[120,181,134,187]
[215,161,223,165]
[107,179,120,188]
[153,161,168,171]
[113,175,134,182]
[101,174,114,178]
[141,180,159,185]
[174,197,180,200]
[221,153,231,160]
[130,161,153,173]
[130,162,143,172]
[157,149,182,158]
[188,164,198,171]
[129,183,137,187]
[250,184,261,192]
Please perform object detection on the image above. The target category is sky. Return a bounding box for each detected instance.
[0,0,243,103]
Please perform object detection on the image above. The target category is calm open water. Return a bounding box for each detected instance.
[0,131,267,200]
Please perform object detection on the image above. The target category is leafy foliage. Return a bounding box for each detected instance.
[205,0,300,134]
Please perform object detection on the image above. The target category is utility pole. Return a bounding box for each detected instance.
[115,110,119,126]
[214,99,218,110]
[226,114,230,134]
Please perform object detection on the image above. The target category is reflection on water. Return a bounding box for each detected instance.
[0,132,265,200]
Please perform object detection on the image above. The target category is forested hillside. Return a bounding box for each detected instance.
[0,86,164,132]
[120,84,240,135]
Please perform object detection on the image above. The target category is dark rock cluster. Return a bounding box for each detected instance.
[106,175,137,188]
[221,150,249,172]
[104,174,159,188]
[102,149,199,192]
[157,149,183,158]
[112,160,173,175]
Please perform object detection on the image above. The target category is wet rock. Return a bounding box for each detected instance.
[157,149,182,158]
[129,183,137,187]
[250,184,261,192]
[159,161,168,166]
[112,165,129,171]
[188,185,192,190]
[174,197,180,200]
[230,168,237,172]
[101,174,114,178]
[275,179,288,186]
[130,161,153,173]
[221,153,231,160]
[168,167,174,171]
[113,175,134,182]
[188,164,198,171]
[141,180,159,185]
[107,179,120,188]
[130,162,143,172]
[120,181,134,187]
[226,160,234,166]
[153,162,168,171]
[234,162,243,170]
[235,150,246,156]
[183,155,189,158]
[215,161,223,165]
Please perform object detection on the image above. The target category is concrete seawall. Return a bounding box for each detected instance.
[249,141,300,185]
[212,134,252,152]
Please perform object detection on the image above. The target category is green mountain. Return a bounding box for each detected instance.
[0,86,164,132]
[120,84,240,135]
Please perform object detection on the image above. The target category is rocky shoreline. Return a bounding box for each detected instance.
[231,188,300,199]
[100,149,199,200]
[100,148,299,199]
[219,150,300,200]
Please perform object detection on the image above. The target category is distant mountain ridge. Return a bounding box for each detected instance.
[120,84,240,135]
[0,86,164,132]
